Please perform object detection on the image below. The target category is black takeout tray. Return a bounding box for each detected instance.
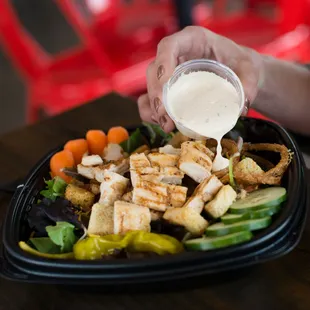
[0,117,308,285]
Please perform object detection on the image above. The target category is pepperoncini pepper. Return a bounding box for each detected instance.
[73,231,183,260]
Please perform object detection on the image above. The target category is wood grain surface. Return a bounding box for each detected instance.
[0,93,309,310]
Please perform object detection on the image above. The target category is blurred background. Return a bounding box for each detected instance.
[1,0,310,135]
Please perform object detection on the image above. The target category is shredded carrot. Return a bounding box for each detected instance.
[64,138,88,165]
[107,126,129,144]
[50,150,75,183]
[86,130,107,155]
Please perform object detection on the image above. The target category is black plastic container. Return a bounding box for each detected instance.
[0,118,308,285]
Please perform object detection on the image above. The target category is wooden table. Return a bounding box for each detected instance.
[0,94,309,310]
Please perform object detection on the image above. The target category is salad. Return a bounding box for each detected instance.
[19,123,292,260]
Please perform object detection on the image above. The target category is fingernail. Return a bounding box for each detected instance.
[153,97,161,112]
[157,65,165,80]
[159,115,167,128]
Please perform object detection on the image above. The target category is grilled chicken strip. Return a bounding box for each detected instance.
[147,153,179,168]
[183,175,223,213]
[178,141,213,183]
[99,171,129,205]
[114,201,151,234]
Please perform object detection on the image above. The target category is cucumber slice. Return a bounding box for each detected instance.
[229,187,286,214]
[221,213,248,225]
[184,231,253,251]
[205,216,272,237]
[221,204,281,224]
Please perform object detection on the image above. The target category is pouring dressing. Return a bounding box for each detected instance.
[165,66,242,172]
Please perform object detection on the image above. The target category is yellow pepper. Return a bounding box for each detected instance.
[74,231,183,260]
[19,241,74,259]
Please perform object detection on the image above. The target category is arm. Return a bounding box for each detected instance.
[253,57,310,136]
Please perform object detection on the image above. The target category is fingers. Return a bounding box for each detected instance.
[137,93,175,132]
[236,58,260,107]
[137,94,157,124]
[147,27,212,127]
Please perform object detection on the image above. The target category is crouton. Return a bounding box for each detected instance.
[163,207,208,236]
[65,184,95,211]
[88,203,114,235]
[234,157,264,185]
[204,185,237,218]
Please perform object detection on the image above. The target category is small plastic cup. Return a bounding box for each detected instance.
[163,59,245,140]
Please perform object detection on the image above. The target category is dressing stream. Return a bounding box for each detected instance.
[167,71,240,171]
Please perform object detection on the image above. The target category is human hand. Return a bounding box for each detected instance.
[138,26,263,132]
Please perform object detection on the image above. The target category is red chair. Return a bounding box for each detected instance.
[196,0,310,120]
[0,0,177,123]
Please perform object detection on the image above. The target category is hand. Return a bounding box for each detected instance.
[138,26,263,132]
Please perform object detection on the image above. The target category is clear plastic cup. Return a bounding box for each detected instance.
[163,59,245,140]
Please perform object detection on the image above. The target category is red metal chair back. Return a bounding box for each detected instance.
[0,0,50,81]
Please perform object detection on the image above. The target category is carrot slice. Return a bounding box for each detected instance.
[50,150,75,183]
[86,130,107,155]
[107,126,129,144]
[64,138,88,164]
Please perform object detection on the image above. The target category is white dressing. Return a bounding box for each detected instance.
[167,71,240,172]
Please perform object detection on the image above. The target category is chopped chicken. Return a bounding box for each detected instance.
[77,158,129,181]
[121,191,133,203]
[99,171,129,205]
[94,158,129,182]
[81,155,103,167]
[130,167,161,187]
[184,175,223,213]
[159,145,181,155]
[77,164,95,179]
[130,153,151,169]
[195,175,223,202]
[183,196,204,214]
[88,203,114,235]
[147,153,179,167]
[103,143,123,161]
[132,180,169,212]
[163,207,208,236]
[150,210,164,221]
[178,141,213,183]
[168,184,188,208]
[234,157,264,185]
[204,185,237,218]
[129,153,161,186]
[160,167,184,185]
[114,201,151,235]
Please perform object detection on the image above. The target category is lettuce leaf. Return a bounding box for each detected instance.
[46,222,77,253]
[40,176,67,201]
[120,128,145,153]
[142,122,173,147]
[29,237,61,254]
